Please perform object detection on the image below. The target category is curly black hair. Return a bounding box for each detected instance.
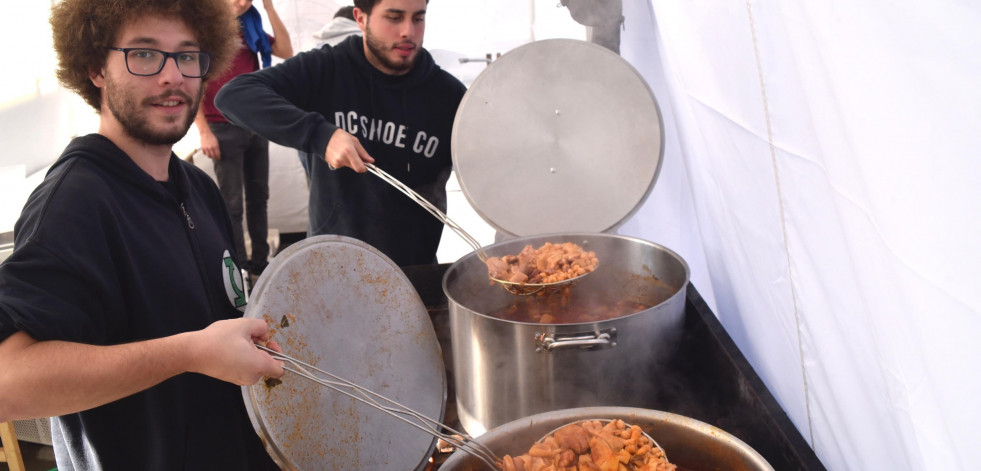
[50,0,240,111]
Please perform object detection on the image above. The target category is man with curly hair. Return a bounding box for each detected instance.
[0,0,284,469]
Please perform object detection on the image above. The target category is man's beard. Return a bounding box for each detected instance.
[364,23,417,74]
[105,74,201,146]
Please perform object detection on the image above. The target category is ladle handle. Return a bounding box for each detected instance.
[364,163,489,261]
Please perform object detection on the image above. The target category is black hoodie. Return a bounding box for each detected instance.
[216,34,467,266]
[0,135,274,470]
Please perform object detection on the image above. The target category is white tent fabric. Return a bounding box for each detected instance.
[616,0,981,469]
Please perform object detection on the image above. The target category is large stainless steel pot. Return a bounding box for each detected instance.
[443,233,689,435]
[439,407,774,471]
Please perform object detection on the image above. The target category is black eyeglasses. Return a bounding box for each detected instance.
[107,47,212,78]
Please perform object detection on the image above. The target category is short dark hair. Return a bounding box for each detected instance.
[334,6,355,21]
[50,0,240,111]
[353,0,428,15]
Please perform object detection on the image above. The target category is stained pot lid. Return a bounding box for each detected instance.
[242,235,445,470]
[451,38,664,237]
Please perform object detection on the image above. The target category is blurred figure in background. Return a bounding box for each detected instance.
[313,5,360,48]
[195,0,293,279]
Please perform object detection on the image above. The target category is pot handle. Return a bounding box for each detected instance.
[536,328,617,352]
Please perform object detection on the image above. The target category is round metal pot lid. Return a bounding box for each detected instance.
[451,38,664,237]
[242,235,446,470]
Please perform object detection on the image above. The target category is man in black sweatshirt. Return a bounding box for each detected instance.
[216,0,467,267]
[0,1,284,469]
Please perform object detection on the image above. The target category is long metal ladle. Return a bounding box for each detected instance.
[364,162,592,295]
[256,343,505,470]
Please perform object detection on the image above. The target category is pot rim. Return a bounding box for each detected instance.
[442,406,774,471]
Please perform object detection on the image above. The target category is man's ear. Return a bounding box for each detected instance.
[90,67,106,88]
[353,8,367,31]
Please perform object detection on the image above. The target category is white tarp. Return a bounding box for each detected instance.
[616,0,981,469]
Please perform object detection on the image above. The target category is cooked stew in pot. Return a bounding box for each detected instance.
[488,289,651,324]
[501,419,676,471]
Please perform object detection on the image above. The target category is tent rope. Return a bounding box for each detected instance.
[744,0,815,446]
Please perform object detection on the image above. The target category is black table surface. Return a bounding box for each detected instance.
[401,263,826,470]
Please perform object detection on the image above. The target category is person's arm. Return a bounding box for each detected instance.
[195,103,221,160]
[215,52,371,172]
[0,318,283,422]
[263,0,293,59]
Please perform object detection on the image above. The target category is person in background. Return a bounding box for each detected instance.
[215,0,467,267]
[195,0,293,279]
[297,5,362,181]
[0,0,284,469]
[313,5,360,48]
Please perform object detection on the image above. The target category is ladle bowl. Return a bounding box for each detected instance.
[365,162,596,295]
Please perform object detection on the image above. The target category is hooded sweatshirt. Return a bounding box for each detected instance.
[216,34,467,266]
[0,135,274,470]
[312,17,360,48]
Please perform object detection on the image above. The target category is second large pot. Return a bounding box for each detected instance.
[440,407,774,471]
[443,233,689,435]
